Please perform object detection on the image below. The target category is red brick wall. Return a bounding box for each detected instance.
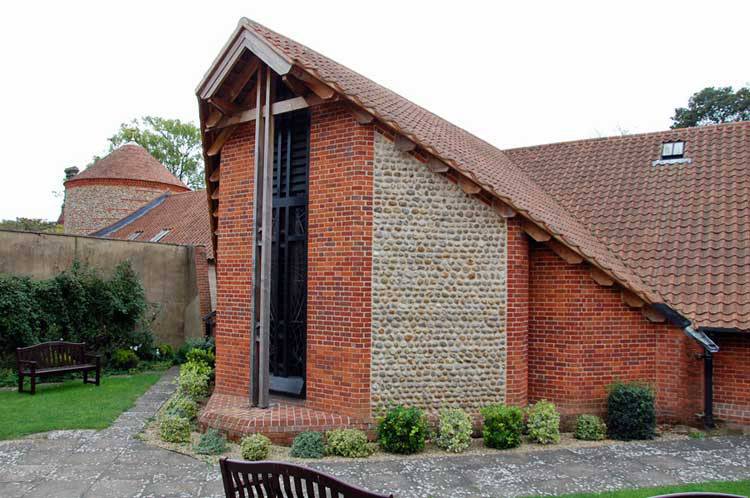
[214,123,255,397]
[526,242,703,423]
[505,217,529,406]
[193,245,211,317]
[713,334,750,424]
[306,103,374,419]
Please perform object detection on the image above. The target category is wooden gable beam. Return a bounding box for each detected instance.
[206,126,237,156]
[282,74,309,96]
[492,199,516,218]
[427,158,449,173]
[621,289,646,308]
[458,176,481,195]
[348,105,374,125]
[209,167,220,183]
[590,266,615,286]
[223,58,259,100]
[395,135,416,152]
[210,185,220,200]
[522,220,551,242]
[208,97,243,116]
[211,96,312,130]
[547,239,583,264]
[290,67,335,99]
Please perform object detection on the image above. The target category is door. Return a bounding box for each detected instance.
[269,109,310,396]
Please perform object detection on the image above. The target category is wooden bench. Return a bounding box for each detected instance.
[219,459,394,498]
[16,341,101,395]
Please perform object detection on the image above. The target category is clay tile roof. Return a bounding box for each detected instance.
[105,190,213,259]
[505,121,750,331]
[68,143,189,190]
[238,19,664,306]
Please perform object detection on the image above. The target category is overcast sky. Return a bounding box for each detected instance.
[0,0,747,221]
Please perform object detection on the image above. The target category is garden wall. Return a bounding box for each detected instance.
[0,229,203,347]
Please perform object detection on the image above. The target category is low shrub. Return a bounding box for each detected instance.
[526,400,560,444]
[163,394,199,421]
[377,406,428,454]
[186,348,215,368]
[110,348,139,370]
[435,408,473,453]
[326,429,374,458]
[240,434,271,461]
[159,415,191,443]
[480,404,524,449]
[194,428,227,455]
[689,430,706,440]
[178,368,210,401]
[290,431,325,459]
[182,359,212,378]
[176,337,215,364]
[607,382,656,441]
[574,414,607,441]
[156,344,174,361]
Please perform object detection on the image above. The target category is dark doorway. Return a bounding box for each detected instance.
[269,109,310,397]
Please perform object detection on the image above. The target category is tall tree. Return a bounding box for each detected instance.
[108,116,204,189]
[671,86,750,129]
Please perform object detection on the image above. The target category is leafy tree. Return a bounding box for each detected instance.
[671,86,750,129]
[108,116,204,189]
[0,218,61,233]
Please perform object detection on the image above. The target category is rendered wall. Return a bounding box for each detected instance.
[370,131,508,415]
[0,229,203,347]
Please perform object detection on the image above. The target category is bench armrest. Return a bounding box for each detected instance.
[85,354,101,366]
[17,360,37,371]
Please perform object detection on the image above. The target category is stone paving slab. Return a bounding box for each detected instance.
[2,368,750,497]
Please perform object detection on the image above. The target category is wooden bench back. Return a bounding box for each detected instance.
[16,341,86,368]
[219,459,393,498]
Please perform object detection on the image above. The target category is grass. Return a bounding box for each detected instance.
[0,372,162,440]
[541,479,750,497]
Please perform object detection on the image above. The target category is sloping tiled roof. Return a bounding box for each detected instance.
[105,190,213,259]
[505,122,750,331]
[68,143,189,190]
[239,19,664,306]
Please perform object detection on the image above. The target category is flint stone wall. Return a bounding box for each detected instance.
[371,131,507,414]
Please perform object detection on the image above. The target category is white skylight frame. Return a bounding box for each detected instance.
[150,229,171,242]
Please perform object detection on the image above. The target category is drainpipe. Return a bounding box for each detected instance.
[651,305,718,429]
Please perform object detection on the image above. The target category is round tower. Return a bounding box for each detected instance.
[62,143,190,235]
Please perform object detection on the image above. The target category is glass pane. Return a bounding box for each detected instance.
[662,143,674,157]
[672,141,684,156]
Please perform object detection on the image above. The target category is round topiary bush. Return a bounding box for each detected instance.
[480,404,524,449]
[290,431,325,459]
[377,406,428,454]
[435,408,473,453]
[194,428,227,455]
[111,348,139,370]
[178,368,210,401]
[607,382,656,440]
[326,429,373,458]
[574,414,607,441]
[240,434,271,461]
[159,415,191,443]
[526,400,560,444]
[163,394,199,421]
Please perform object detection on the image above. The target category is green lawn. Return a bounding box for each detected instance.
[0,372,162,440]
[542,479,750,497]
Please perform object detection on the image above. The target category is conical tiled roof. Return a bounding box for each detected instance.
[67,143,189,189]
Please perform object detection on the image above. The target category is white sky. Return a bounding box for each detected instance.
[0,0,747,221]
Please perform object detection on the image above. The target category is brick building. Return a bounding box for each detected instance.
[196,18,750,441]
[62,143,216,316]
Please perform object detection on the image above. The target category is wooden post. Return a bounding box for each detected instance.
[257,67,275,409]
[249,66,266,407]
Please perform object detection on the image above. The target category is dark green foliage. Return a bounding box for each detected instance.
[377,405,428,454]
[607,382,656,441]
[672,86,750,128]
[194,428,227,455]
[0,261,153,367]
[0,218,61,233]
[186,348,215,368]
[111,349,139,370]
[290,431,325,459]
[156,344,174,361]
[175,337,215,364]
[480,404,524,449]
[108,116,204,189]
[574,414,607,441]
